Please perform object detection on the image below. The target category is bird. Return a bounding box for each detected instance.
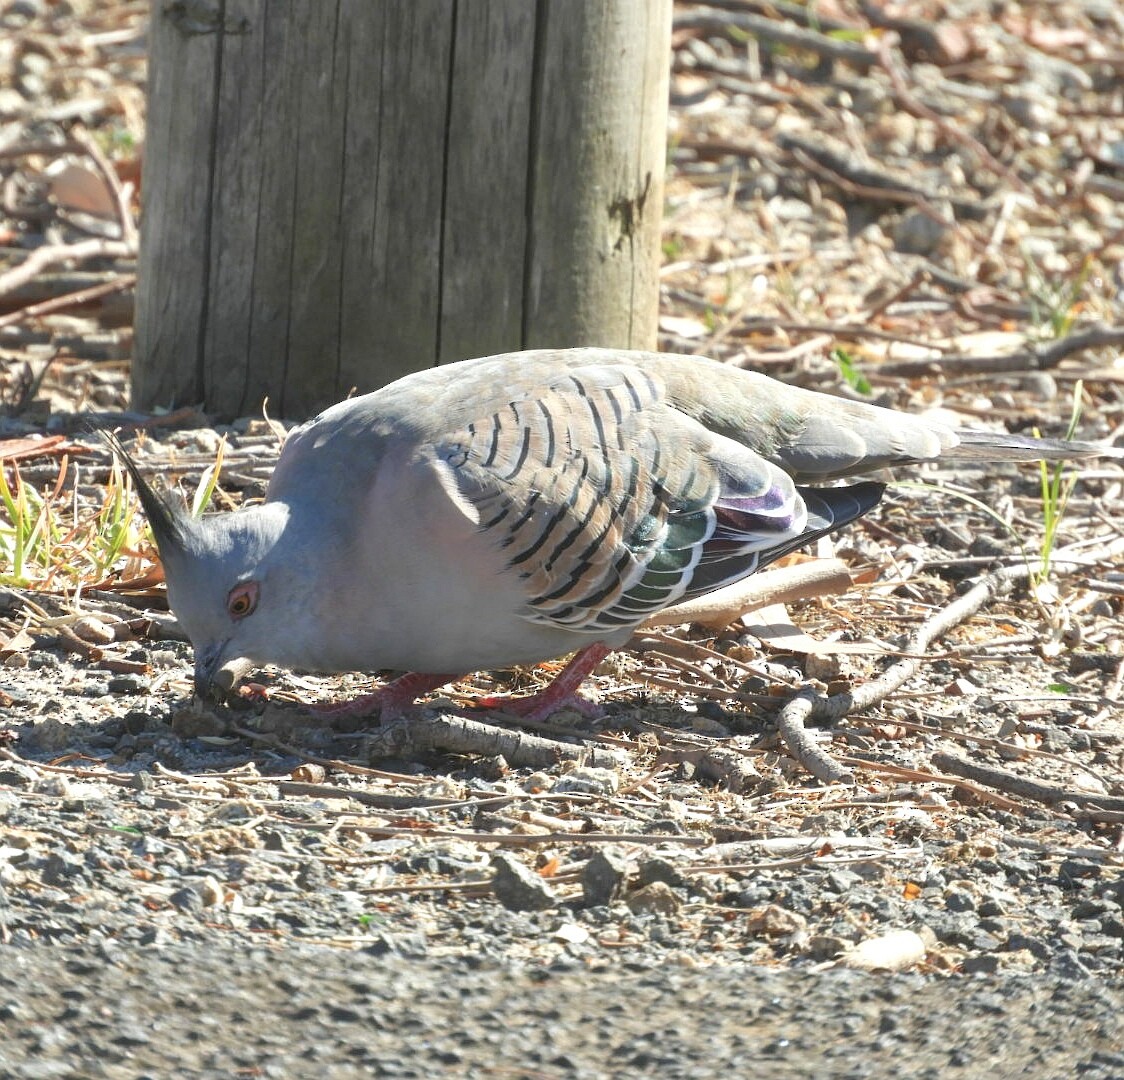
[108,347,1117,722]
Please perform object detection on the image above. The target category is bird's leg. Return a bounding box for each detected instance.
[311,671,463,721]
[475,643,611,722]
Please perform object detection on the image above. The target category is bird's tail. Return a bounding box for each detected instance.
[948,429,1122,463]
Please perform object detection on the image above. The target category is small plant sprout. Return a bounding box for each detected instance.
[0,438,229,592]
[1025,248,1092,341]
[0,453,141,589]
[191,437,226,518]
[1035,380,1084,589]
[831,346,872,396]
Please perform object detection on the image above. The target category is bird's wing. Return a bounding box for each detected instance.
[431,363,882,633]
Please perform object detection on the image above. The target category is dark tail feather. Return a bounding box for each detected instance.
[800,481,886,541]
[948,429,1122,463]
[752,480,886,573]
[681,482,885,599]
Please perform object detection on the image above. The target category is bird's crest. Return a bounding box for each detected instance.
[99,430,197,561]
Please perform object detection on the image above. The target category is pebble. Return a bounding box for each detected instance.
[894,205,953,256]
[0,762,38,788]
[168,887,205,914]
[636,857,691,891]
[551,767,619,796]
[1,1,43,28]
[26,651,60,670]
[107,675,144,695]
[1002,89,1057,130]
[843,929,927,972]
[581,847,633,907]
[626,881,681,916]
[490,854,556,912]
[71,616,116,645]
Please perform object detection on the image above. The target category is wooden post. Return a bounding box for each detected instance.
[134,0,671,420]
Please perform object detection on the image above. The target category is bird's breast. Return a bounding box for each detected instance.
[319,451,605,674]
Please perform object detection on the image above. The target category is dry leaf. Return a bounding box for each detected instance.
[741,603,889,656]
[0,628,37,659]
[46,160,117,218]
[0,435,69,463]
[945,677,979,697]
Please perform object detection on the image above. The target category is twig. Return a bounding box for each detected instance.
[276,780,470,810]
[682,0,857,33]
[738,315,946,352]
[69,125,139,249]
[862,271,928,321]
[731,334,835,367]
[0,240,133,299]
[365,711,626,770]
[1069,808,1124,824]
[837,755,1024,811]
[227,723,427,782]
[689,851,920,874]
[0,748,134,788]
[873,324,1124,378]
[640,559,853,629]
[657,741,766,794]
[873,34,1032,196]
[871,715,1109,783]
[771,563,1038,784]
[0,273,136,329]
[639,671,774,704]
[783,138,985,227]
[675,7,878,68]
[930,752,1124,814]
[358,880,494,896]
[774,689,849,785]
[0,133,138,248]
[1002,834,1124,861]
[346,824,711,848]
[639,649,731,690]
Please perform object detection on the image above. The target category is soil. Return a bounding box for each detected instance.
[1,2,1123,1077]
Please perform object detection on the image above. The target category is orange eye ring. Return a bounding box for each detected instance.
[227,582,259,620]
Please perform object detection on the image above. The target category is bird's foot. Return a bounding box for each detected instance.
[475,643,612,722]
[475,687,603,722]
[311,671,462,722]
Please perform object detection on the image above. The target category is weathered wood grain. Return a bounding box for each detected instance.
[134,1,670,419]
[132,5,223,410]
[526,0,671,351]
[438,2,536,365]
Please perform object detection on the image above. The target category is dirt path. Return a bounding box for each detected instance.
[2,941,1121,1079]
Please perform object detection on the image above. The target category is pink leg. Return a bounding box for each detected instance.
[311,671,463,722]
[474,643,612,722]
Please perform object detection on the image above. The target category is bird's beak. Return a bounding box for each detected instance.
[193,642,251,702]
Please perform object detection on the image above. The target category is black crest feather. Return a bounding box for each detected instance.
[98,430,194,557]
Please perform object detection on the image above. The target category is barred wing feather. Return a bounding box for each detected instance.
[437,365,885,634]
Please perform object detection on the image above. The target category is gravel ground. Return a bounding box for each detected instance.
[1,942,1122,1079]
[2,1,1124,1076]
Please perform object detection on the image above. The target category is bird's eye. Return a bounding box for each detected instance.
[226,582,259,620]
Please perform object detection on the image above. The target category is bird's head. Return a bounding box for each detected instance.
[108,436,302,701]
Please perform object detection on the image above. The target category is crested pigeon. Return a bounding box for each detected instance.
[111,348,1117,721]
